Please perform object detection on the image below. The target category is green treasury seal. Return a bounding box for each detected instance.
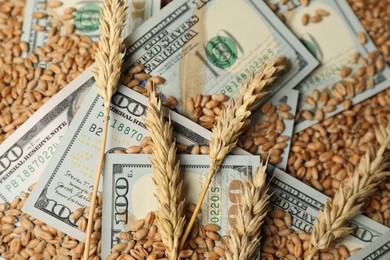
[205,36,237,69]
[74,3,100,33]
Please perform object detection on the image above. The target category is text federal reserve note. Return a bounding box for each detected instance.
[101,154,260,259]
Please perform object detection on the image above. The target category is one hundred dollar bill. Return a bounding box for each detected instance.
[121,0,318,115]
[101,154,260,259]
[101,154,389,259]
[266,0,390,132]
[21,0,161,67]
[0,68,94,203]
[22,84,246,241]
[118,0,317,170]
[349,230,390,260]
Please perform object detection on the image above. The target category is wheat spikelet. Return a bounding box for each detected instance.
[208,57,287,173]
[93,0,127,108]
[83,0,127,259]
[180,56,288,249]
[144,86,185,260]
[224,163,270,260]
[306,124,390,259]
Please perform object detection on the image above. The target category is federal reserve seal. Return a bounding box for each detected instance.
[205,36,237,69]
[74,3,100,33]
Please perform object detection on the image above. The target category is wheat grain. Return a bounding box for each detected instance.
[186,94,229,129]
[260,208,353,259]
[0,0,98,144]
[143,86,185,260]
[107,207,224,259]
[306,123,390,259]
[224,163,270,260]
[0,185,103,259]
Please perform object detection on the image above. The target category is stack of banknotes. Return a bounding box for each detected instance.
[1,0,390,259]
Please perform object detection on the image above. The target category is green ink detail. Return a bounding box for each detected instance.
[301,39,317,58]
[74,3,100,33]
[205,36,237,69]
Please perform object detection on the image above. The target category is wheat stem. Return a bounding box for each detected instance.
[306,124,390,259]
[83,0,127,258]
[83,106,109,259]
[180,56,288,250]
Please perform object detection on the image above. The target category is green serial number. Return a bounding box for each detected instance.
[5,143,59,193]
[220,52,276,95]
[210,186,221,224]
[88,120,143,141]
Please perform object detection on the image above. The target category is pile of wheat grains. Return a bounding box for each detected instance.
[1,0,390,259]
[288,0,390,228]
[0,0,96,143]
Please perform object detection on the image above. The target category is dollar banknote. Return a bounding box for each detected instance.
[0,68,94,203]
[266,0,390,132]
[117,0,318,170]
[101,154,260,259]
[21,0,161,66]
[349,230,390,260]
[22,84,246,240]
[101,154,389,259]
[121,0,318,115]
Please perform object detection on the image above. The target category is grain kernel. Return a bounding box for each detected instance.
[302,14,310,25]
[357,32,367,44]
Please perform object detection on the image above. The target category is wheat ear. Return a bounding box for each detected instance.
[83,0,127,259]
[224,163,270,260]
[144,86,185,260]
[180,56,288,249]
[306,124,390,259]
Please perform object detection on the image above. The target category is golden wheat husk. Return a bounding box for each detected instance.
[83,0,127,259]
[224,163,271,260]
[144,86,185,260]
[93,0,127,107]
[180,56,288,249]
[306,124,390,259]
[209,56,288,173]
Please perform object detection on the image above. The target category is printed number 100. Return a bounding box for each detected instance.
[228,180,244,228]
